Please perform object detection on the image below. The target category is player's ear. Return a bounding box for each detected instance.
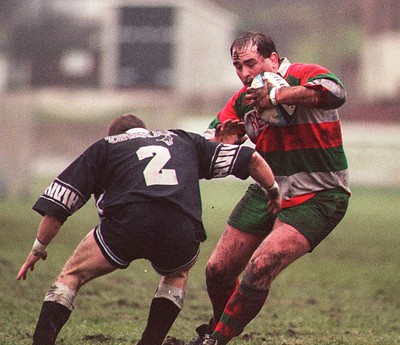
[265,52,279,73]
[269,52,279,64]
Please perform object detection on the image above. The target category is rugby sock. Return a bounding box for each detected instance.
[207,279,239,330]
[137,297,181,345]
[32,301,72,345]
[211,282,269,344]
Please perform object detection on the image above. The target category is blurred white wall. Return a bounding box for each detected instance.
[173,0,240,95]
[0,54,8,93]
[342,122,400,187]
[0,92,35,198]
[360,32,400,101]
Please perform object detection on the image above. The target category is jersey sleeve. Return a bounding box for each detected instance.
[208,144,254,180]
[206,86,250,130]
[32,140,107,223]
[188,131,254,180]
[202,86,251,140]
[216,94,241,123]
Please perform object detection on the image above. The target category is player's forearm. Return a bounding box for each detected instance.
[248,152,276,189]
[275,85,323,107]
[276,85,343,109]
[249,152,281,204]
[36,214,62,246]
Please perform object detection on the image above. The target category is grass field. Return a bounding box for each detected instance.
[1,179,399,345]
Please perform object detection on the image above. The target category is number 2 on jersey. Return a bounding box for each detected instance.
[136,146,178,186]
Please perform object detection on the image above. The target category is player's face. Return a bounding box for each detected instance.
[231,44,277,87]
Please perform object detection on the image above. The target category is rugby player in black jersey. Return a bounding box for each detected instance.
[17,114,281,345]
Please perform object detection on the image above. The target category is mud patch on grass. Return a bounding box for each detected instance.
[101,298,141,308]
[83,334,128,343]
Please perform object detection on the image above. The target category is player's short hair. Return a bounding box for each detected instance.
[108,114,147,136]
[230,30,278,59]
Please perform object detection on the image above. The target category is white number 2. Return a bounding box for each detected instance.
[136,145,178,186]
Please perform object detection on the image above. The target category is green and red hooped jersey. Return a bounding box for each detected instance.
[207,58,350,206]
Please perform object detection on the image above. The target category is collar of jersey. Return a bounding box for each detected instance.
[125,128,150,134]
[277,57,291,76]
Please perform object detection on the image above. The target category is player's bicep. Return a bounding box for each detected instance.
[37,155,99,220]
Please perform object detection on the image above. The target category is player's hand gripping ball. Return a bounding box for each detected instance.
[251,72,296,126]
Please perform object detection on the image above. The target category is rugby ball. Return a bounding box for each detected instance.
[251,72,296,126]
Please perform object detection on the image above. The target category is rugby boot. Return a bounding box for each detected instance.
[186,323,210,345]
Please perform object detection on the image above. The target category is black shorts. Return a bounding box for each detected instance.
[94,202,202,275]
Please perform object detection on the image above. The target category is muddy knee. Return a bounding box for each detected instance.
[205,261,236,289]
[242,255,277,292]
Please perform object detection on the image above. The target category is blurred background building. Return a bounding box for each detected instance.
[0,0,399,198]
[1,0,399,103]
[1,0,240,95]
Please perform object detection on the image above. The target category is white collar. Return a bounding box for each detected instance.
[277,57,291,76]
[125,127,149,134]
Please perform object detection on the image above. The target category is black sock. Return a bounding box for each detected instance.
[32,301,72,345]
[137,298,181,345]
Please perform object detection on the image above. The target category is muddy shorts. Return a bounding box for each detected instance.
[228,184,349,250]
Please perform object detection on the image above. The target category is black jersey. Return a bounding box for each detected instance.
[33,128,254,228]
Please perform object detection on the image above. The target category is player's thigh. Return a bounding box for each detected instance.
[278,188,349,250]
[58,229,115,288]
[243,219,311,289]
[207,224,266,280]
[252,219,311,271]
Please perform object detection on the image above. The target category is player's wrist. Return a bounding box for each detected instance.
[32,238,48,257]
[269,87,279,106]
[264,181,280,200]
